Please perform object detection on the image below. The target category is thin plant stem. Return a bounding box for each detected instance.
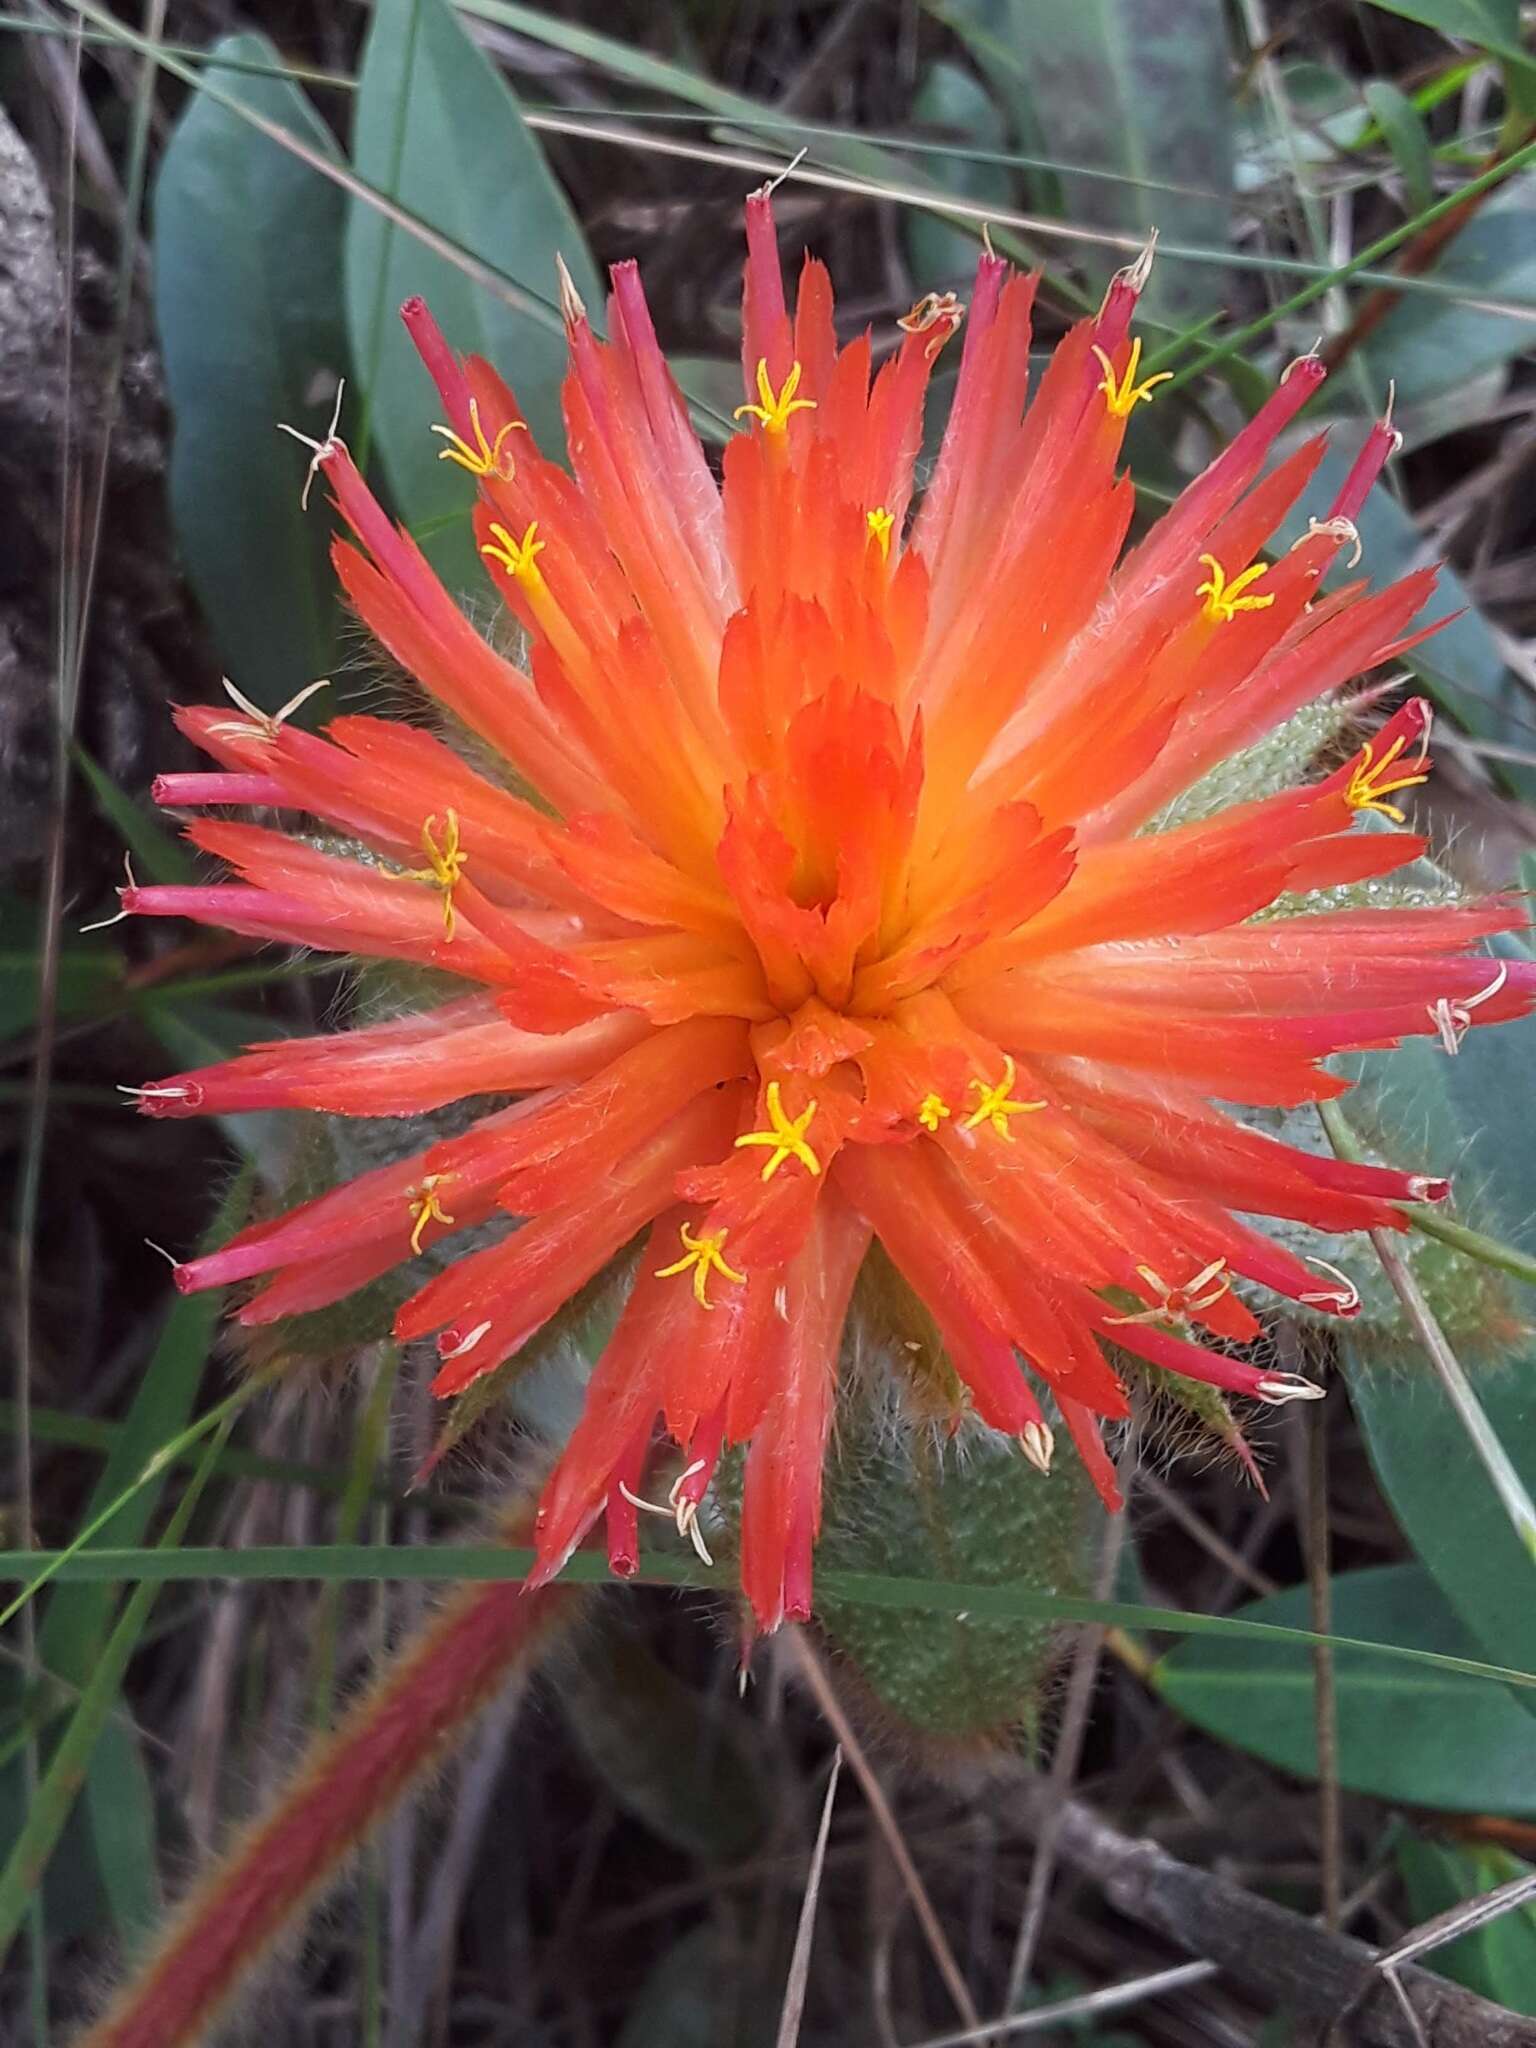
[773,1748,842,2048]
[1005,1423,1139,2011]
[1305,1385,1342,1931]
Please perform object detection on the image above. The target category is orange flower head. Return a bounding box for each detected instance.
[134,194,1530,1630]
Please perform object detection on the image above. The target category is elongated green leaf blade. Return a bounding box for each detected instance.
[346,0,602,591]
[153,32,348,711]
[941,0,1234,323]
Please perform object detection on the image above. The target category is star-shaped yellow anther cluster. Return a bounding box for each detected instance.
[866,506,895,559]
[656,1224,747,1309]
[734,1081,822,1183]
[734,358,817,436]
[1196,553,1275,624]
[961,1056,1045,1143]
[1091,337,1173,418]
[917,1092,951,1133]
[409,810,468,939]
[407,1173,455,1256]
[1344,731,1431,824]
[480,519,546,583]
[432,397,525,480]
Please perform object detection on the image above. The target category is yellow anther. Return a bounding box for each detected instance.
[480,519,546,583]
[961,1056,1045,1143]
[734,358,817,436]
[407,1174,455,1256]
[1343,731,1430,824]
[866,506,895,560]
[1091,336,1173,418]
[432,398,525,480]
[656,1224,746,1310]
[1196,553,1275,624]
[408,809,468,939]
[917,1092,951,1134]
[733,1080,822,1183]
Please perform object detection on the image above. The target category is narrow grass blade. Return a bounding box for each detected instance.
[0,1415,234,1962]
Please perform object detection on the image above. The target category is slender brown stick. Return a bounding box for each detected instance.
[787,1629,983,2036]
[991,1779,1536,2048]
[81,1522,577,2048]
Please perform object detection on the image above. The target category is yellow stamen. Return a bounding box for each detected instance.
[733,1080,822,1182]
[1196,553,1275,624]
[480,519,546,584]
[866,506,895,559]
[917,1092,951,1134]
[408,810,468,939]
[733,358,817,436]
[431,398,525,480]
[1343,731,1430,824]
[961,1056,1045,1143]
[1091,337,1173,418]
[656,1224,746,1310]
[408,1174,455,1256]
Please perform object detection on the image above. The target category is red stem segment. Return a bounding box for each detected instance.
[81,1550,574,2048]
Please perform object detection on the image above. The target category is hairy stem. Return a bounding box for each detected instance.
[80,1518,578,2048]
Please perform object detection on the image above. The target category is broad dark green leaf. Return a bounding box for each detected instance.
[153,32,348,712]
[940,0,1235,323]
[1350,1362,1536,1704]
[1363,0,1536,110]
[1364,0,1526,63]
[1156,1565,1536,1811]
[346,0,603,592]
[560,1623,767,1862]
[1398,1838,1536,2012]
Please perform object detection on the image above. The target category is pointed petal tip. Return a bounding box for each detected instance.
[554,251,587,329]
[1019,1421,1055,1475]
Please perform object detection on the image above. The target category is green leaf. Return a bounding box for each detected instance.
[904,59,1013,287]
[152,32,349,713]
[1364,178,1536,406]
[1156,1564,1536,1811]
[345,0,603,592]
[1351,1367,1536,1707]
[1364,0,1528,65]
[940,0,1235,323]
[1339,925,1536,1692]
[561,1622,767,1861]
[1397,1838,1536,2012]
[72,744,196,886]
[7,1544,1536,1706]
[1363,78,1437,215]
[618,1925,776,2048]
[0,894,120,1042]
